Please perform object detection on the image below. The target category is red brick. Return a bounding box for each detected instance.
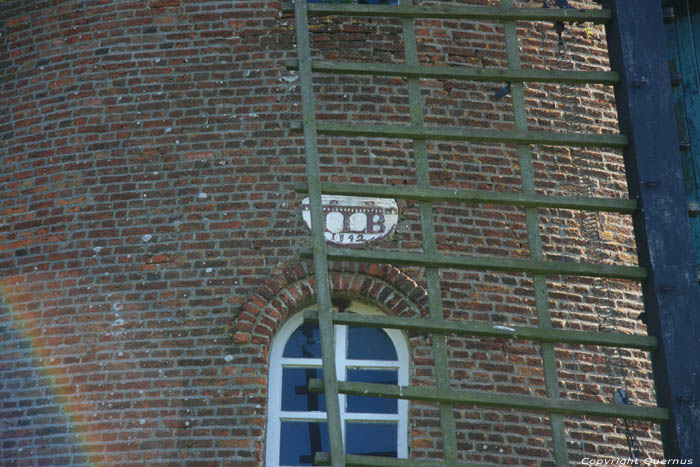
[0,0,661,465]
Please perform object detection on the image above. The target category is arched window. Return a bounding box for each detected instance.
[265,302,409,466]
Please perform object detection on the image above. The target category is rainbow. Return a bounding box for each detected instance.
[1,277,101,466]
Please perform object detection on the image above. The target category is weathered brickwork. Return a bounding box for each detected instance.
[1,0,662,465]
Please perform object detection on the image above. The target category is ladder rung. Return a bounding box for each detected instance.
[300,247,647,280]
[307,380,670,423]
[313,452,483,467]
[286,59,620,85]
[302,310,658,351]
[292,122,629,148]
[282,3,612,24]
[293,182,638,214]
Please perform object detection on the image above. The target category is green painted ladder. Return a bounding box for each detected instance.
[287,1,671,465]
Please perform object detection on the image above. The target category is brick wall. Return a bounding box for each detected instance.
[0,0,662,465]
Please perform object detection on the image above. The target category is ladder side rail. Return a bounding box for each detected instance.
[501,0,567,462]
[293,0,346,465]
[398,1,459,461]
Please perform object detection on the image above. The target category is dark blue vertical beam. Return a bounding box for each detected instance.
[602,0,700,460]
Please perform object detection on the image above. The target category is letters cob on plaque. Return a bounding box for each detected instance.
[301,195,399,246]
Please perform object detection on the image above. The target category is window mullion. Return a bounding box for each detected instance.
[343,413,400,422]
[280,357,323,367]
[344,359,400,368]
[335,324,348,445]
[279,411,328,421]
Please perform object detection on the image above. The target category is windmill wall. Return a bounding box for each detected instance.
[0,0,663,465]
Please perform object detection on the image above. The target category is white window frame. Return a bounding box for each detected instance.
[265,302,409,467]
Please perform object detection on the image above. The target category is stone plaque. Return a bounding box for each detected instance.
[301,195,399,246]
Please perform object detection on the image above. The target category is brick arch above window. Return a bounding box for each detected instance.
[232,261,428,348]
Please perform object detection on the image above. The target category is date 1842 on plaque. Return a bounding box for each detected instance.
[301,195,399,246]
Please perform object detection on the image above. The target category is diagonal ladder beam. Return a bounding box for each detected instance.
[292,1,345,465]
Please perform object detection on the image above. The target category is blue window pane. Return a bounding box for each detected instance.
[347,326,397,360]
[280,421,329,466]
[283,322,321,358]
[282,367,326,412]
[346,369,397,414]
[346,422,397,457]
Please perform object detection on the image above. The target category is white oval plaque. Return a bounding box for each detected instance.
[301,195,399,246]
